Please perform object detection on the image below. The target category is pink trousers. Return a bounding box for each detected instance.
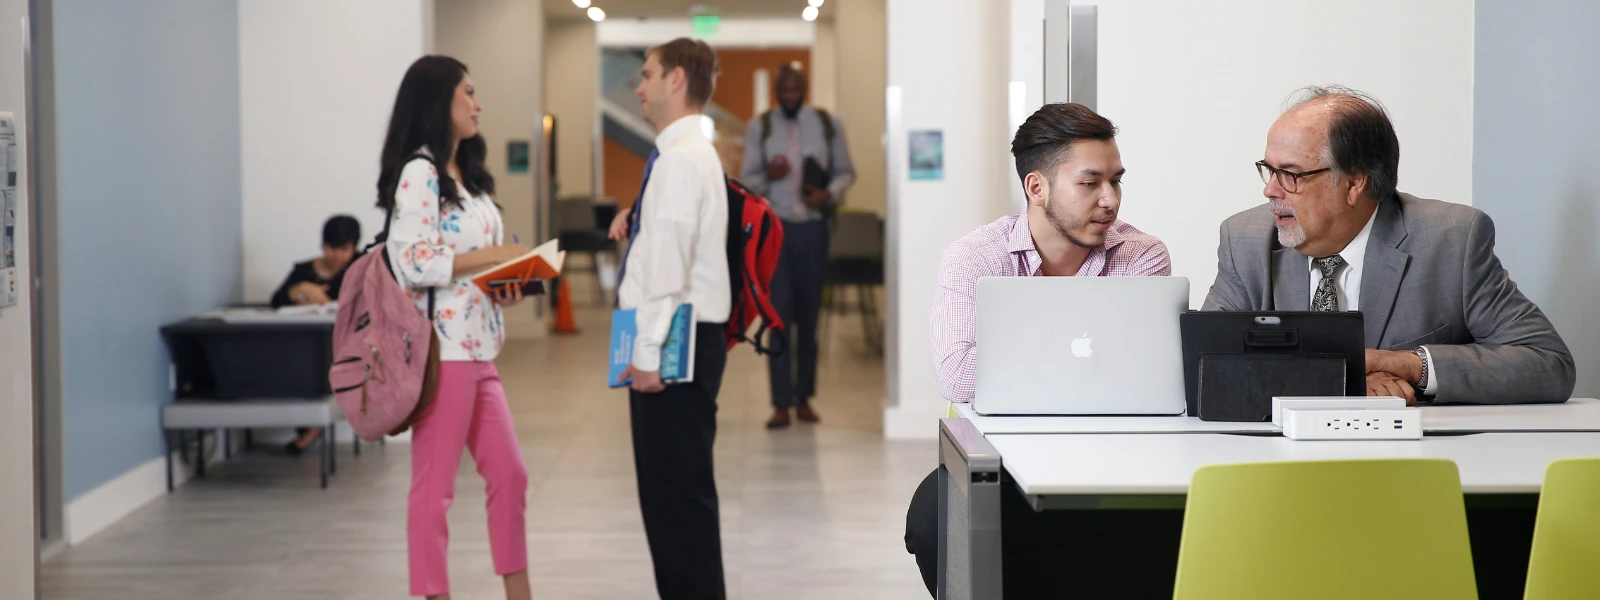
[408,361,528,597]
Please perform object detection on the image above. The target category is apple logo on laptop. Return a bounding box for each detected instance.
[1071,332,1093,358]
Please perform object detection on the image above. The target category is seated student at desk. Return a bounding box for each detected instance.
[1203,85,1575,406]
[904,103,1172,597]
[270,215,361,309]
[269,214,361,456]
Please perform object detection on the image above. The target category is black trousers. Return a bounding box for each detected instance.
[905,467,1537,599]
[630,323,729,600]
[768,220,829,407]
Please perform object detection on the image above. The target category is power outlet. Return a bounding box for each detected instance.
[1282,406,1422,440]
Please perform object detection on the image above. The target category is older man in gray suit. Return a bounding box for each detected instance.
[1203,86,1575,406]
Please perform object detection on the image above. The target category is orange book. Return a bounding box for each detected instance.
[470,239,566,296]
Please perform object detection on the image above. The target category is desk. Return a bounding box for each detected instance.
[160,309,351,489]
[952,397,1600,435]
[162,311,335,399]
[937,407,1600,599]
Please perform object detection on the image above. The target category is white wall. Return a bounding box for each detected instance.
[435,0,545,338]
[833,0,887,217]
[810,20,837,112]
[1092,0,1475,308]
[545,19,597,198]
[0,0,34,591]
[239,0,429,303]
[883,0,1012,438]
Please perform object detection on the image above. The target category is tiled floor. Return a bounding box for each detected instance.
[41,303,933,599]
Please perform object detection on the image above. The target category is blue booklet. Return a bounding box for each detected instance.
[608,304,696,388]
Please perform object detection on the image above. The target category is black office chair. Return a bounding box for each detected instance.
[820,211,885,356]
[553,196,621,305]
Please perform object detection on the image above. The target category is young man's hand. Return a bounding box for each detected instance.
[609,207,632,242]
[617,364,666,393]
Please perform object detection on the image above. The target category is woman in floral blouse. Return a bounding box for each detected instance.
[377,55,531,600]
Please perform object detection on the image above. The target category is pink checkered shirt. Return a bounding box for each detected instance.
[929,212,1172,401]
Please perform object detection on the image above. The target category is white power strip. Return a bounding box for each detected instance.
[1281,406,1423,440]
[1271,396,1406,427]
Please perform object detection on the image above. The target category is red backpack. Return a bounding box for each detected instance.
[725,177,786,354]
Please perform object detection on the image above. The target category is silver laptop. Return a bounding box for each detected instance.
[973,276,1189,415]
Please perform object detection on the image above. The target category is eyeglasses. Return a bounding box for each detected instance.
[1256,161,1331,193]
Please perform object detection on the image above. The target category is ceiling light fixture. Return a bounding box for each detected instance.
[802,5,819,21]
[572,0,591,8]
[588,6,606,22]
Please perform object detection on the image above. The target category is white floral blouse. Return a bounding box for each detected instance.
[387,154,505,362]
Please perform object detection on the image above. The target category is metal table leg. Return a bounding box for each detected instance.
[328,420,337,475]
[319,425,329,489]
[195,430,207,478]
[165,430,175,492]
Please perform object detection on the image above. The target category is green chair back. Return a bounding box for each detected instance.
[1174,459,1477,600]
[1524,458,1600,600]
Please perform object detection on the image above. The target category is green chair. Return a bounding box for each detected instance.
[1173,459,1477,600]
[1524,458,1600,600]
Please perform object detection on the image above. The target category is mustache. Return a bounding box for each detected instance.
[1270,202,1296,217]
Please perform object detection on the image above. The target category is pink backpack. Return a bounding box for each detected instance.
[329,154,442,441]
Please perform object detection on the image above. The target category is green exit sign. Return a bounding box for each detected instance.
[692,15,720,39]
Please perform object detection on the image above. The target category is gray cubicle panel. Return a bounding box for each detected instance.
[937,418,1002,600]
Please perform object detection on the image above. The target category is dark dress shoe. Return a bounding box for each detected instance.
[766,408,792,429]
[796,403,821,423]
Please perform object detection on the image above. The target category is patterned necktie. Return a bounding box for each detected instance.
[1311,254,1347,312]
[615,148,660,297]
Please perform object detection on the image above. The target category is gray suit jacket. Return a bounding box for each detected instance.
[1202,192,1575,405]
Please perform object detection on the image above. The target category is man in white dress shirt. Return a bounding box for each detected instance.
[615,38,732,600]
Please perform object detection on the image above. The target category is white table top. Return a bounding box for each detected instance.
[989,431,1600,496]
[954,398,1600,435]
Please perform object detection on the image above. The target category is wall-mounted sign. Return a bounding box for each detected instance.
[908,129,943,181]
[507,140,530,174]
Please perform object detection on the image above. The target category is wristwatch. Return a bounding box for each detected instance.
[1412,346,1431,392]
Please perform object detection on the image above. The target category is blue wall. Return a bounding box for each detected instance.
[55,0,242,501]
[1474,0,1600,399]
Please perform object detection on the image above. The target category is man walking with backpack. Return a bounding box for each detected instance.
[613,38,732,600]
[738,63,856,429]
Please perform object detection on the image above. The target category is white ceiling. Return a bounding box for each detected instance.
[543,0,834,22]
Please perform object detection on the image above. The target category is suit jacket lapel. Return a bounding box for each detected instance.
[1360,199,1411,347]
[1272,247,1310,311]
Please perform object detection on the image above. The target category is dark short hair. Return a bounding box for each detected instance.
[376,55,495,210]
[1011,103,1118,184]
[322,215,361,248]
[1285,85,1400,202]
[650,38,719,108]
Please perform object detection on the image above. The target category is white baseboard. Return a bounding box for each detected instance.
[64,424,408,546]
[883,400,944,440]
[64,454,172,545]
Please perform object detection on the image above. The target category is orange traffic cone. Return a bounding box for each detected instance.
[552,277,578,334]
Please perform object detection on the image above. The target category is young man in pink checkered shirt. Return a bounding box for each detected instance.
[929,102,1172,404]
[905,103,1173,597]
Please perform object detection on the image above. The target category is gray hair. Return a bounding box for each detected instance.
[1283,85,1401,202]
